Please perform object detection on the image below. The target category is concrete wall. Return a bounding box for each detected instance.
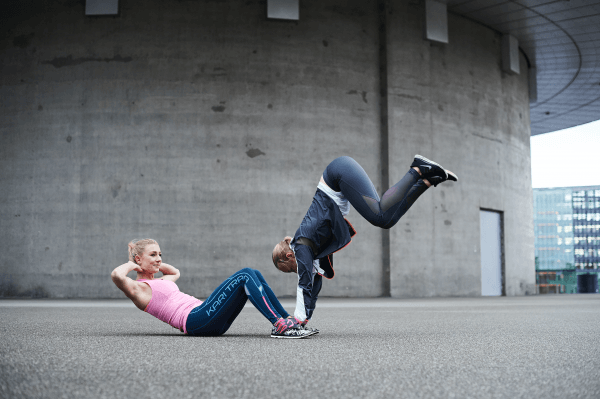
[0,0,535,298]
[386,2,535,296]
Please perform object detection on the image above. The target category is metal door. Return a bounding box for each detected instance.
[480,210,504,296]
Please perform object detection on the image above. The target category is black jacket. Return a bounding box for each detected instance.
[291,189,356,321]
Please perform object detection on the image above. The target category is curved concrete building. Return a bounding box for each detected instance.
[1,0,536,298]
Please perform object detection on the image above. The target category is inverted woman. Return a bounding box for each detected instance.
[272,155,458,326]
[112,239,315,339]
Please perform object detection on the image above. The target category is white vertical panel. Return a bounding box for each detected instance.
[85,0,119,16]
[502,34,520,75]
[529,67,538,103]
[425,0,448,44]
[267,0,299,20]
[480,210,503,296]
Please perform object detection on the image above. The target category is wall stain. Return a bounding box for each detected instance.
[0,274,48,298]
[347,90,368,104]
[393,93,424,102]
[111,183,122,198]
[42,54,133,68]
[212,67,227,76]
[246,148,265,158]
[444,220,452,225]
[212,105,226,112]
[13,33,34,48]
[472,132,503,143]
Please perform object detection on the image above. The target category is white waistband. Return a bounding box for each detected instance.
[317,181,350,216]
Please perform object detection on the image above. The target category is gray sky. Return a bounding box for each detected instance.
[530,119,600,188]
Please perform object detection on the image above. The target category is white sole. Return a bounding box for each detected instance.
[447,170,458,181]
[270,334,311,339]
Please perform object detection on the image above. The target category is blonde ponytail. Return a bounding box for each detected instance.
[128,238,158,264]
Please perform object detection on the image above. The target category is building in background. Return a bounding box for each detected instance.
[534,186,600,294]
[1,0,537,298]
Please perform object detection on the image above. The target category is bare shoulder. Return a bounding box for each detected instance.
[131,280,153,311]
[114,276,152,310]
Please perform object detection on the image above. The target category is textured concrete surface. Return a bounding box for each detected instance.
[2,296,600,399]
[386,3,534,297]
[1,0,533,299]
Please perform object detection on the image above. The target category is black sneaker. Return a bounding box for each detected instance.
[270,326,314,339]
[411,155,458,187]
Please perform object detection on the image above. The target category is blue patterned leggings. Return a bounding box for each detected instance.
[185,268,289,336]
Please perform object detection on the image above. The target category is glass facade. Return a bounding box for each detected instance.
[534,186,600,294]
[533,188,575,270]
[572,188,600,269]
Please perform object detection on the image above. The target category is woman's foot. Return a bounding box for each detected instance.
[270,325,315,338]
[411,155,458,187]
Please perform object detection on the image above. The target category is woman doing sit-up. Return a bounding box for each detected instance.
[111,239,315,339]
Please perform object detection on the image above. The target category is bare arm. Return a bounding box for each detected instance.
[111,261,146,307]
[158,263,180,282]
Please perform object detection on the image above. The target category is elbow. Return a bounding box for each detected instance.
[110,269,121,284]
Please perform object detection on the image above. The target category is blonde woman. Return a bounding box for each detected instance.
[112,239,315,339]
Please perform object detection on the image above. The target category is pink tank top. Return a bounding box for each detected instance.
[139,279,203,334]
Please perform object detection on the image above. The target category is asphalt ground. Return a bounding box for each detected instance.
[1,295,599,399]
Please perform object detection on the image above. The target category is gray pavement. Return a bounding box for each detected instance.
[1,295,599,399]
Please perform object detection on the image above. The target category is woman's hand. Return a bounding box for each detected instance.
[159,263,180,282]
[128,261,143,274]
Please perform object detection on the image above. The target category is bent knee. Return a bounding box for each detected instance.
[367,219,389,229]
